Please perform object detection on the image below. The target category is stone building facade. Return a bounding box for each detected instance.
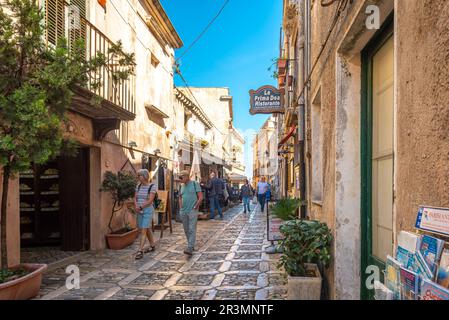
[1,0,182,267]
[278,0,449,299]
[252,116,278,192]
[176,87,240,181]
[227,127,247,187]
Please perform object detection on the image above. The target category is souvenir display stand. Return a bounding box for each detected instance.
[376,205,449,300]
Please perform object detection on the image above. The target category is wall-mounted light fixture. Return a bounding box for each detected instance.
[128,141,137,159]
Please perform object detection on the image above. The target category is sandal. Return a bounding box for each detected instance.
[135,250,144,260]
[144,245,156,253]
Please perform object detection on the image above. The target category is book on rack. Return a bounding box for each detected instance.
[396,230,419,269]
[400,267,420,300]
[396,246,415,268]
[437,248,449,288]
[398,231,421,253]
[385,255,402,300]
[420,278,449,300]
[396,231,433,280]
[418,234,445,278]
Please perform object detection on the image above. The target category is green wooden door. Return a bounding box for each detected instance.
[361,19,394,300]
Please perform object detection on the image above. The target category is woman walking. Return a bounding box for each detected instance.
[256,176,269,212]
[240,179,254,214]
[134,169,157,260]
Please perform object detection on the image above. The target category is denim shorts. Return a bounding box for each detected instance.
[137,206,154,229]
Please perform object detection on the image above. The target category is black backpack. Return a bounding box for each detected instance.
[138,183,161,209]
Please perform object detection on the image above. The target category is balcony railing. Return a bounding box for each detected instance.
[44,0,136,115]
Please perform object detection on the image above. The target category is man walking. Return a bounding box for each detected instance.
[256,176,269,212]
[203,171,224,219]
[240,179,254,214]
[178,170,203,255]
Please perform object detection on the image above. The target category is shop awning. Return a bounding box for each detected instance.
[145,103,169,118]
[278,125,297,149]
[228,173,247,182]
[201,152,224,165]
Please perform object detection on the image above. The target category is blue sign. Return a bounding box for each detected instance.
[415,205,449,237]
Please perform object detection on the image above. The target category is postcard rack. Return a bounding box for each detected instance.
[378,205,449,300]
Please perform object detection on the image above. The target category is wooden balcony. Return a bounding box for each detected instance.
[44,1,136,138]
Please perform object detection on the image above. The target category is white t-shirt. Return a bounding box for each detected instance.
[257,182,269,195]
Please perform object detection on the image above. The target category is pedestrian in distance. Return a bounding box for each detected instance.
[240,179,254,214]
[202,171,224,219]
[178,170,203,256]
[134,169,157,260]
[256,176,269,212]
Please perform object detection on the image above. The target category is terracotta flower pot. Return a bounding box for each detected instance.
[278,58,287,70]
[278,75,286,88]
[0,263,47,300]
[105,228,139,250]
[287,263,322,300]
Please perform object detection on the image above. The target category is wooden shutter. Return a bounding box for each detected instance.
[44,0,86,49]
[45,0,65,46]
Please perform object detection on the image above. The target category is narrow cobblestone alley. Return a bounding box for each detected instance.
[36,205,286,300]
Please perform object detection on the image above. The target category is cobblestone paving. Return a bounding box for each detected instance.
[21,247,82,265]
[36,204,287,300]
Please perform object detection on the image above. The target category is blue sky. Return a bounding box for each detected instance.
[160,0,282,133]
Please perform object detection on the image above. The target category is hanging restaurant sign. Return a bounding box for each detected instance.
[249,85,284,115]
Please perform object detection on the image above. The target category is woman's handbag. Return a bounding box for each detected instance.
[252,195,258,204]
[223,187,229,201]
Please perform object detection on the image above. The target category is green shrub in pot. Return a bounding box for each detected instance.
[270,198,304,221]
[278,219,332,277]
[100,171,137,233]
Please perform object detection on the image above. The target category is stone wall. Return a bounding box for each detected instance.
[304,0,449,299]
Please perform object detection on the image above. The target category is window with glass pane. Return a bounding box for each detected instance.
[371,36,394,261]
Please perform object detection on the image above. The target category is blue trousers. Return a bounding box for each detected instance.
[258,194,266,212]
[242,196,251,213]
[209,196,222,219]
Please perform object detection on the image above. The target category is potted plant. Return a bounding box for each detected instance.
[0,264,48,300]
[100,171,139,250]
[270,198,304,221]
[278,74,286,88]
[278,219,332,300]
[200,139,209,148]
[277,58,287,72]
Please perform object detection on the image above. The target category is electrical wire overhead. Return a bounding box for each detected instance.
[175,0,230,63]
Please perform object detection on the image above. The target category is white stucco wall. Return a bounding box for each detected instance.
[334,54,361,300]
[89,0,176,160]
[178,87,233,163]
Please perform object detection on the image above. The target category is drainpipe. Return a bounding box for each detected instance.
[297,0,306,219]
[303,0,311,218]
